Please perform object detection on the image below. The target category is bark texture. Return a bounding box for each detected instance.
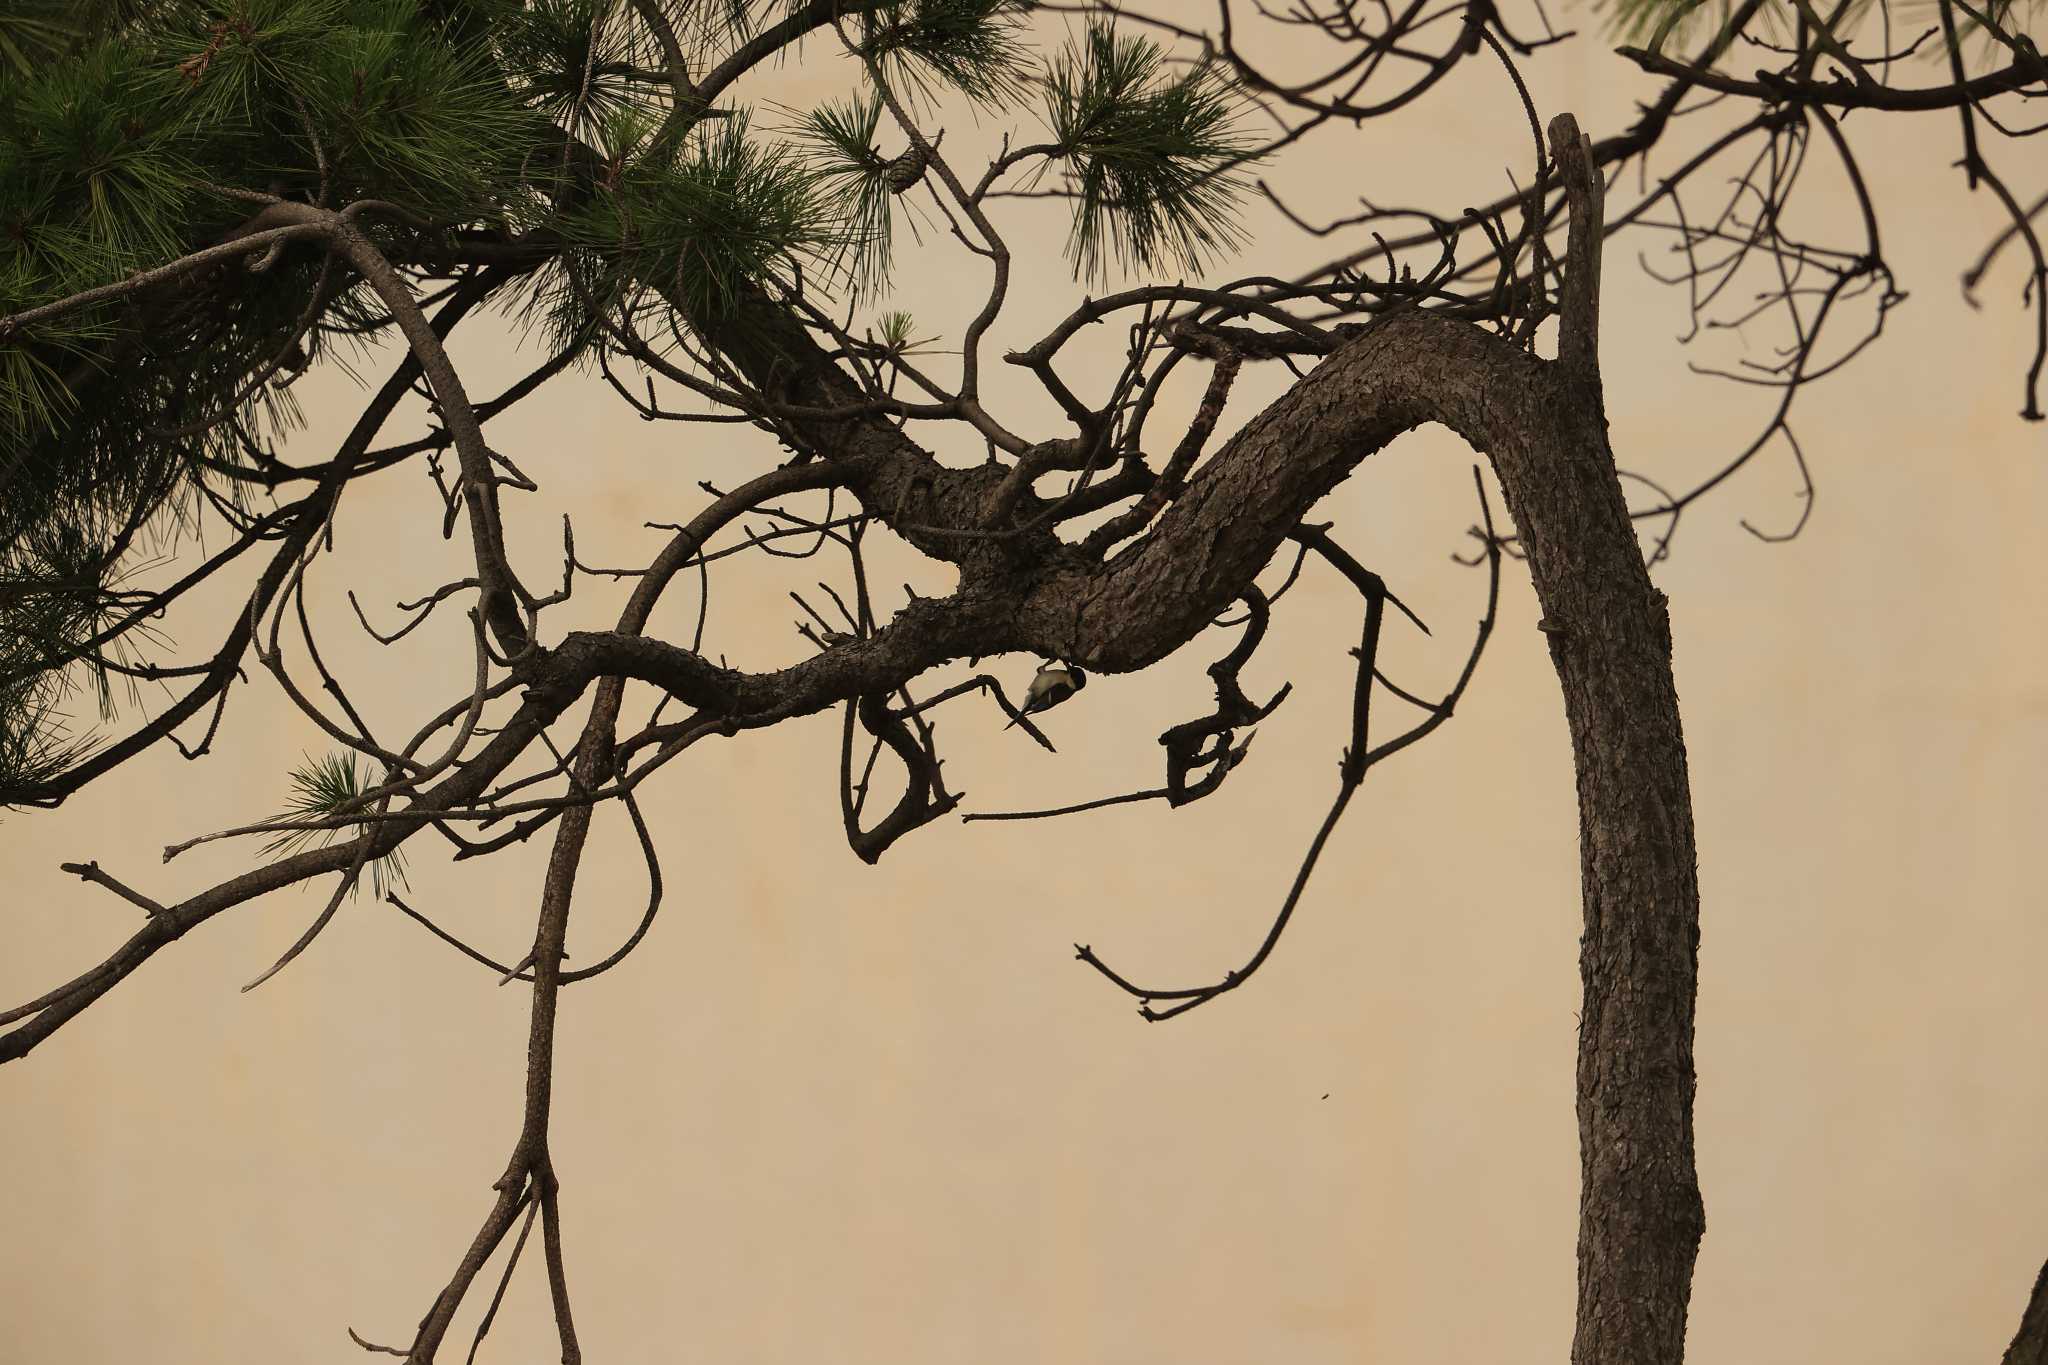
[1515,119,1706,1365]
[1503,375,1705,1365]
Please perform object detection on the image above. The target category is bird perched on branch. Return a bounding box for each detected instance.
[1006,663,1087,728]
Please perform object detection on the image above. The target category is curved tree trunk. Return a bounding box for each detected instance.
[1497,347,1706,1365]
[1443,120,1708,1365]
[1504,120,1706,1365]
[1525,424,1706,1365]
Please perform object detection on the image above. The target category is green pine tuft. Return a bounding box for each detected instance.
[850,0,1034,107]
[264,750,411,899]
[495,0,669,142]
[564,108,844,327]
[1042,22,1260,282]
[792,91,898,297]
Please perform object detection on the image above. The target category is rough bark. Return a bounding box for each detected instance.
[1512,119,1706,1365]
[1511,359,1706,1365]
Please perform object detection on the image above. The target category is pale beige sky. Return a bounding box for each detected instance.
[3,15,2045,1365]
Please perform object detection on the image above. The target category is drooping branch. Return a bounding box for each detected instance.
[839,691,960,864]
[0,659,584,1063]
[1075,574,1386,1022]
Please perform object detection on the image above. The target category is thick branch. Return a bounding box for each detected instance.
[1016,310,1547,670]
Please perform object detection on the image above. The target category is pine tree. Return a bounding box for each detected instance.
[3,4,2045,1363]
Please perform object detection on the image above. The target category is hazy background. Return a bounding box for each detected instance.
[3,14,2044,1364]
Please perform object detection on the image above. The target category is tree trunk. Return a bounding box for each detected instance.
[1492,379,1706,1365]
[1487,120,1706,1365]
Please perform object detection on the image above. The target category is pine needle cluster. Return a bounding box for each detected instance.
[848,0,1035,107]
[1041,22,1257,281]
[1595,0,2036,56]
[562,108,845,328]
[263,749,410,899]
[794,92,898,296]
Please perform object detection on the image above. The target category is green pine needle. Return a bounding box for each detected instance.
[1594,0,2038,57]
[0,680,97,802]
[496,0,667,140]
[792,92,898,297]
[851,0,1035,108]
[875,308,936,354]
[1593,0,1786,45]
[566,109,845,326]
[1042,22,1260,282]
[673,0,757,51]
[264,750,410,900]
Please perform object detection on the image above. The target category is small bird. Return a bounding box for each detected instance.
[1006,663,1087,729]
